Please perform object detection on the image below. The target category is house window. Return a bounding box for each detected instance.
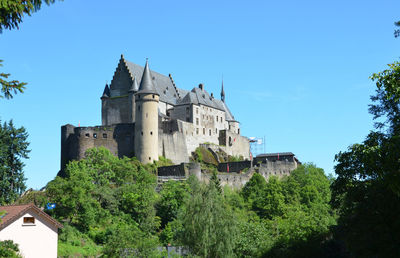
[23,217,35,224]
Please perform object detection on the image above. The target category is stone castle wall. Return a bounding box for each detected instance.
[60,123,135,171]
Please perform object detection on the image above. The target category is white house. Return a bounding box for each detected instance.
[0,204,63,258]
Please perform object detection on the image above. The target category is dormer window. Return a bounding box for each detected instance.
[23,217,35,225]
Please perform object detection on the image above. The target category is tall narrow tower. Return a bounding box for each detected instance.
[134,60,160,164]
[221,80,225,102]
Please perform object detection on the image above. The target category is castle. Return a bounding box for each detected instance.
[61,55,250,169]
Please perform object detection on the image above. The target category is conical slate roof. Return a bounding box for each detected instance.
[137,60,159,95]
[221,80,225,102]
[129,76,139,93]
[101,83,110,98]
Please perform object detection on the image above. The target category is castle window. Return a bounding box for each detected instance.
[149,157,151,161]
[150,131,153,135]
[196,118,199,125]
[146,113,148,118]
[141,131,143,136]
[203,128,205,135]
[216,116,218,122]
[138,105,141,111]
[229,136,232,146]
[186,107,189,112]
[196,128,199,135]
[196,108,198,114]
[209,129,211,136]
[85,133,90,138]
[186,117,190,122]
[93,133,97,139]
[153,94,155,98]
[229,125,231,130]
[216,128,218,134]
[103,133,107,138]
[238,129,240,134]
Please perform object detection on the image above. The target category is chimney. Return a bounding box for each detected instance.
[199,83,204,90]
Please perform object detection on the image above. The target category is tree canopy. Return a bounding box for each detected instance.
[331,61,400,257]
[0,120,29,204]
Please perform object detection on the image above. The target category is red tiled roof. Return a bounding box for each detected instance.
[0,204,63,231]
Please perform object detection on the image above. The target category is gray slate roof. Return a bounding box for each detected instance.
[124,58,237,122]
[137,60,159,95]
[129,76,139,92]
[256,152,295,157]
[125,61,178,104]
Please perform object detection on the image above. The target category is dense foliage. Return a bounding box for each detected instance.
[331,61,400,257]
[0,120,29,205]
[0,240,21,258]
[27,148,335,257]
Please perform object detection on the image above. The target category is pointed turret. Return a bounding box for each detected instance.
[221,80,225,102]
[101,83,110,99]
[129,76,139,93]
[134,59,160,164]
[137,59,159,95]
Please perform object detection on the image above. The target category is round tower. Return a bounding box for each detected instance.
[134,60,159,164]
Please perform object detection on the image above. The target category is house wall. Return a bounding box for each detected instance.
[0,211,59,258]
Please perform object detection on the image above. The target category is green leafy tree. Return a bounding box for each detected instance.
[240,172,267,207]
[102,222,159,257]
[179,177,237,258]
[0,120,29,204]
[0,240,21,258]
[156,180,189,229]
[331,61,400,257]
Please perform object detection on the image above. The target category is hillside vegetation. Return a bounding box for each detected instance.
[17,147,336,257]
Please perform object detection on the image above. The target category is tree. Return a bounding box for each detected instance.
[0,120,29,204]
[179,178,237,258]
[0,0,60,32]
[331,61,400,257]
[156,180,189,229]
[0,240,21,258]
[395,21,400,38]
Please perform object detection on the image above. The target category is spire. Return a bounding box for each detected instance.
[221,79,225,102]
[129,76,139,93]
[137,59,159,95]
[101,83,110,99]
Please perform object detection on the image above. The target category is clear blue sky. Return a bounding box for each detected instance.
[1,0,399,189]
